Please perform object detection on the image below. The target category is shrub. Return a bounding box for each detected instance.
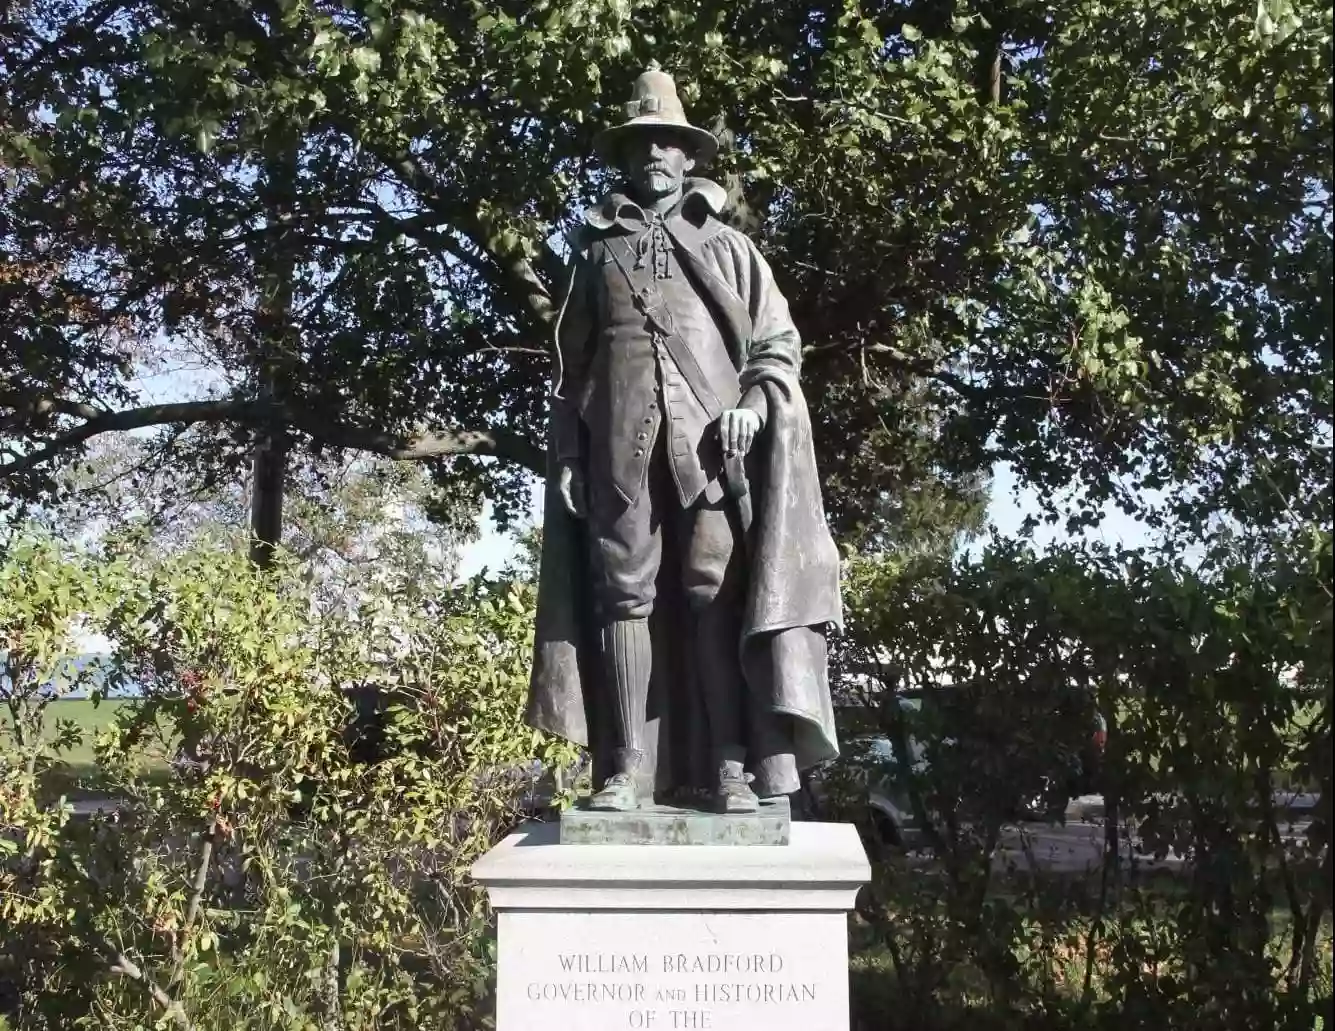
[830,537,1332,1030]
[1,535,577,1030]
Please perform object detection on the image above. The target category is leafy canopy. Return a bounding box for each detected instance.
[1,0,1330,547]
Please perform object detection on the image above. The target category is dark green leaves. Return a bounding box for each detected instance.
[1,0,1329,550]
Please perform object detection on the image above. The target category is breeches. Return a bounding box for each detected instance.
[588,440,744,622]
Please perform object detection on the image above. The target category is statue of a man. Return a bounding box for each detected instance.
[527,64,841,814]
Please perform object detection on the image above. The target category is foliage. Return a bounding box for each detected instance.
[823,531,1332,1028]
[5,0,1327,549]
[2,1,1331,1027]
[0,699,139,781]
[55,440,481,597]
[1,531,577,1030]
[1,535,116,783]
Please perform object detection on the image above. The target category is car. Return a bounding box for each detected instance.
[803,699,929,850]
[1018,710,1107,820]
[808,694,1110,840]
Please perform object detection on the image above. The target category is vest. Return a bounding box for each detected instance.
[577,223,741,507]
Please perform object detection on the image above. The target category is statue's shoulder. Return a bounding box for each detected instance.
[564,225,618,272]
[674,179,732,250]
[702,220,755,250]
[681,218,767,276]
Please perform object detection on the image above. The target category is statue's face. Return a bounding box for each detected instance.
[622,129,696,202]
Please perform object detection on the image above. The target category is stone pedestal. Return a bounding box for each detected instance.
[559,796,791,846]
[471,820,870,1031]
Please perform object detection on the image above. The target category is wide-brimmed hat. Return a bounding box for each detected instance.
[593,62,719,166]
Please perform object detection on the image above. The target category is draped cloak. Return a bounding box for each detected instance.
[525,179,842,798]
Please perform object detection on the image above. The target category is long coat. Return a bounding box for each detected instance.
[525,179,842,798]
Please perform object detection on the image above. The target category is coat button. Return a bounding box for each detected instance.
[634,448,645,458]
[637,432,647,441]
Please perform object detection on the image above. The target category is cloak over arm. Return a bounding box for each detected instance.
[705,229,804,427]
[737,237,802,383]
[552,251,596,463]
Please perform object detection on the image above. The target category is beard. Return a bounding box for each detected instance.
[639,168,679,196]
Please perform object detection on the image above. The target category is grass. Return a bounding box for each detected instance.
[1,697,131,766]
[1,697,170,797]
[39,698,134,766]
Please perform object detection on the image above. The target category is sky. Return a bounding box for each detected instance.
[64,459,1162,659]
[968,461,1162,554]
[455,460,1164,579]
[95,343,1173,587]
[111,289,1171,583]
[54,361,1166,657]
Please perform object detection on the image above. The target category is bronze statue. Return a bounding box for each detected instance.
[527,64,841,815]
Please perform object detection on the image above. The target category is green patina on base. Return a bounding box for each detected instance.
[559,795,791,846]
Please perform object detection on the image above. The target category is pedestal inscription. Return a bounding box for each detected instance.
[498,910,845,1030]
[471,822,870,1031]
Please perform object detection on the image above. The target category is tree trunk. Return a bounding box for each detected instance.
[987,46,1002,107]
[248,418,287,569]
[248,134,298,568]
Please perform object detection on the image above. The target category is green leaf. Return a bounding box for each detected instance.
[350,47,381,73]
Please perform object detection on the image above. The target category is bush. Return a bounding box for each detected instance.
[829,537,1332,1030]
[1,534,577,1030]
[4,527,1330,1030]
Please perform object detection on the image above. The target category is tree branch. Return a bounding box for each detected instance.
[3,0,127,83]
[0,392,104,432]
[361,203,498,283]
[802,341,995,401]
[170,819,219,988]
[109,951,193,1030]
[1,398,545,478]
[365,144,557,326]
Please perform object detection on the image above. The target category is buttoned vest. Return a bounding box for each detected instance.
[576,225,742,507]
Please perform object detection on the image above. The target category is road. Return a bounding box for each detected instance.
[988,794,1316,874]
[994,821,1180,874]
[59,792,1317,877]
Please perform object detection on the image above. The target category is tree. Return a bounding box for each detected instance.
[1,532,576,1029]
[2,0,1329,552]
[832,528,1331,1025]
[40,434,481,600]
